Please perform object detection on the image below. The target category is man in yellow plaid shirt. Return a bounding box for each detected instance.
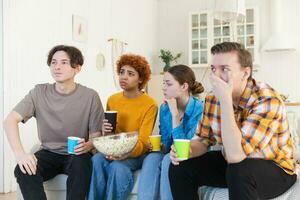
[169,42,297,200]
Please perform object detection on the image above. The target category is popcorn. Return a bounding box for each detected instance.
[93,132,138,157]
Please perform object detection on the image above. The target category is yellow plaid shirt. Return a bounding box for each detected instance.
[198,79,296,174]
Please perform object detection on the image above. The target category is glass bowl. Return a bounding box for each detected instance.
[93,131,138,157]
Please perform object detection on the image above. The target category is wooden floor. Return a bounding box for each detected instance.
[0,192,16,200]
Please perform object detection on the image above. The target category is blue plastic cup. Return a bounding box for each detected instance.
[67,136,81,154]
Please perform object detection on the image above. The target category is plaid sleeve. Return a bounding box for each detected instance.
[197,96,215,147]
[240,97,283,155]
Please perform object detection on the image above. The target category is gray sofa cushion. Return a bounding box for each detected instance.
[199,178,300,200]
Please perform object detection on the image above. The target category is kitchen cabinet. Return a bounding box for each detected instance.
[189,8,259,69]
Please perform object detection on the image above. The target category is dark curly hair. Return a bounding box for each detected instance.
[116,54,151,90]
[167,65,204,96]
[47,45,84,68]
[211,42,252,79]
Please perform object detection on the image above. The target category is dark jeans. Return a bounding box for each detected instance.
[15,149,92,200]
[169,151,297,200]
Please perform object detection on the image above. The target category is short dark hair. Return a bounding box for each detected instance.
[211,42,252,79]
[167,65,204,96]
[47,45,84,68]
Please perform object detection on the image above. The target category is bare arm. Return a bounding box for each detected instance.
[210,72,246,163]
[3,111,37,175]
[166,99,181,129]
[220,98,246,163]
[189,139,208,158]
[3,111,24,155]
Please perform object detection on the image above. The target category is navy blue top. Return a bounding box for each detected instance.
[159,96,204,153]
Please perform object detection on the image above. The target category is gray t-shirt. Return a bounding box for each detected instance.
[14,83,104,154]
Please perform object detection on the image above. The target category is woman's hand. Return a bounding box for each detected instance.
[146,139,153,151]
[102,119,113,135]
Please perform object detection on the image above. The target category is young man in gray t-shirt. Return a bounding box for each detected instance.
[4,45,104,200]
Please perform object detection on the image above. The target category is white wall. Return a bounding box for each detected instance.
[158,0,300,100]
[157,0,300,164]
[3,0,300,193]
[157,0,215,69]
[0,0,4,193]
[2,0,158,192]
[157,0,300,127]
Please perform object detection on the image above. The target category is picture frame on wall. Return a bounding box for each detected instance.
[72,15,88,42]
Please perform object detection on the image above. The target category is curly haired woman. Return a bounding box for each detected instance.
[88,54,158,200]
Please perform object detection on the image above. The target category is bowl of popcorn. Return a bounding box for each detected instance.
[93,131,138,157]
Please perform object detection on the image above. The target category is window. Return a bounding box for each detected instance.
[189,8,259,68]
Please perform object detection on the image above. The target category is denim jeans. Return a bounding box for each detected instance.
[138,152,163,200]
[88,153,145,200]
[15,149,92,200]
[160,153,173,200]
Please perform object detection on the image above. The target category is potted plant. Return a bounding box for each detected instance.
[159,49,182,72]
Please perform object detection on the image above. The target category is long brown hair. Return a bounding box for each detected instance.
[167,65,204,96]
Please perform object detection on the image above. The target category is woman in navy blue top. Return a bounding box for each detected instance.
[138,65,204,200]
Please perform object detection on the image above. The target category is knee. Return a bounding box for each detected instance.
[168,163,184,181]
[91,153,107,166]
[14,165,40,184]
[226,159,251,183]
[14,165,33,180]
[14,165,24,180]
[143,153,163,166]
[70,153,92,173]
[162,154,171,168]
[161,155,171,175]
[109,161,131,174]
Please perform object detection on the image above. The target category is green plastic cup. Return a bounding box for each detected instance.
[174,139,191,160]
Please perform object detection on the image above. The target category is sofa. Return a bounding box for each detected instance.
[17,168,300,200]
[17,170,141,200]
[18,126,300,200]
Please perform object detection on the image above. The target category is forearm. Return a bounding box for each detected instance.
[88,131,101,151]
[3,115,25,156]
[89,131,101,140]
[189,139,208,158]
[220,98,246,163]
[172,114,181,129]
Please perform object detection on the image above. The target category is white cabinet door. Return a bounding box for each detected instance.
[189,8,259,69]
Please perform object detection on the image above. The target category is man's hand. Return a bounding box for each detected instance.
[102,119,113,135]
[210,71,233,101]
[170,145,181,165]
[106,152,131,161]
[74,139,93,155]
[16,152,37,175]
